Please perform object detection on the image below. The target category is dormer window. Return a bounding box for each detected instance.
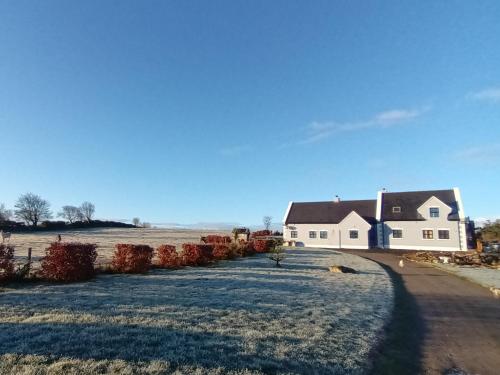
[392,206,401,213]
[429,207,440,218]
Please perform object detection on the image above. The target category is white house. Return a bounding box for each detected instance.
[283,188,468,251]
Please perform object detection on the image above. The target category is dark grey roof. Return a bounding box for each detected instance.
[381,189,459,221]
[285,200,377,225]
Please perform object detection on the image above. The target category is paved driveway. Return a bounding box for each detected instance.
[347,250,500,375]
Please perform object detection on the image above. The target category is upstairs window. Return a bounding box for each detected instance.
[309,231,317,239]
[320,230,328,239]
[392,229,403,239]
[290,231,298,238]
[429,207,440,218]
[349,230,359,239]
[392,206,401,213]
[438,230,450,239]
[423,229,434,239]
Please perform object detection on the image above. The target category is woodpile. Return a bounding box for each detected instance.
[404,251,500,268]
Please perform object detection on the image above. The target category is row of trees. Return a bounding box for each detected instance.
[0,193,95,227]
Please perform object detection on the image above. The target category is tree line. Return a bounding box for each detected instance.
[0,193,95,227]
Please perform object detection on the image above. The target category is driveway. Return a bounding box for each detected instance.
[346,250,500,375]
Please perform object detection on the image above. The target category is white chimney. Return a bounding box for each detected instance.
[335,195,340,203]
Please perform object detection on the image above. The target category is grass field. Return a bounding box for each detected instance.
[0,247,393,374]
[8,228,230,265]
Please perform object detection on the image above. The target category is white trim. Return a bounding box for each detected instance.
[453,187,465,220]
[376,191,383,221]
[308,230,317,239]
[319,230,329,239]
[418,195,451,211]
[283,201,293,224]
[391,228,403,239]
[429,206,441,218]
[339,210,371,229]
[348,228,359,239]
[437,228,451,240]
[385,244,465,251]
[392,206,401,213]
[422,228,434,240]
[297,244,370,250]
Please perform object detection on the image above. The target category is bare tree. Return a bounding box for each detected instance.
[132,217,141,226]
[79,202,95,223]
[14,193,52,227]
[58,205,81,224]
[263,216,273,231]
[0,203,13,222]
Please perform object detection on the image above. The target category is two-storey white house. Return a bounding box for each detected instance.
[376,188,467,251]
[283,188,468,251]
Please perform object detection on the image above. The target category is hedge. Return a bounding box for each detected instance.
[112,244,154,273]
[0,244,15,282]
[157,244,182,268]
[181,243,214,266]
[41,242,97,282]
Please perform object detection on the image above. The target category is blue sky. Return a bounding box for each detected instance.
[1,1,499,226]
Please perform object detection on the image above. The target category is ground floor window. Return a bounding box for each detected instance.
[320,230,328,239]
[438,229,450,239]
[349,230,358,239]
[392,229,403,239]
[309,231,317,239]
[290,230,298,238]
[422,229,433,239]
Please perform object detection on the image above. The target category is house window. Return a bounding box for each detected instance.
[349,230,358,239]
[422,229,434,239]
[438,230,450,239]
[429,207,440,218]
[290,231,298,239]
[392,206,401,213]
[320,230,328,239]
[309,231,317,239]
[392,229,403,239]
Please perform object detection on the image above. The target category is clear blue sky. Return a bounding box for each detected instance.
[1,1,499,226]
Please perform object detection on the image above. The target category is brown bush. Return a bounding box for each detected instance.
[212,243,236,260]
[253,239,274,253]
[157,244,182,268]
[181,243,214,266]
[201,235,232,244]
[112,244,154,273]
[0,244,15,282]
[234,241,255,257]
[41,242,97,282]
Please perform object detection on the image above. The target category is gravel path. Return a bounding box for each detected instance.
[348,250,500,375]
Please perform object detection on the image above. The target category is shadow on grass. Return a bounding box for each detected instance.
[367,261,425,375]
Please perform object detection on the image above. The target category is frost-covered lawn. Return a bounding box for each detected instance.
[0,249,393,375]
[433,263,500,290]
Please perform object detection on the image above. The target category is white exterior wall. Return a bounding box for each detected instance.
[382,220,462,251]
[283,212,372,249]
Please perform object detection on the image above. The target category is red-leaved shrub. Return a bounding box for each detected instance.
[0,244,15,282]
[212,244,236,260]
[112,244,154,273]
[181,243,214,266]
[41,242,97,282]
[202,235,232,244]
[157,244,182,268]
[253,239,274,253]
[251,230,272,238]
